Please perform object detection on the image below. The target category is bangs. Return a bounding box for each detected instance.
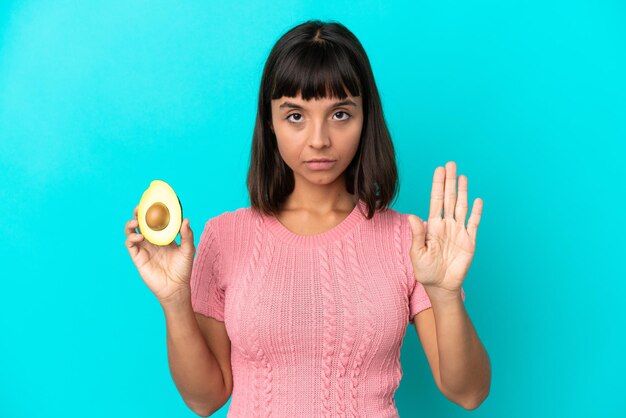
[270,41,361,101]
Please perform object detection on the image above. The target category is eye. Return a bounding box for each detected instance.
[286,113,303,123]
[334,111,351,121]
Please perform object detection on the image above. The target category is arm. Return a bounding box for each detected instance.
[415,286,491,410]
[162,292,229,416]
[407,162,489,409]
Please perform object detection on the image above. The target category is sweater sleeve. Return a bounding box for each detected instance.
[190,219,225,321]
[407,267,467,325]
[402,214,466,325]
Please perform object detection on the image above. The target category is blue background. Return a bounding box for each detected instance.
[1,0,624,417]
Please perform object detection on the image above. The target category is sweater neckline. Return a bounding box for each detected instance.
[263,199,367,247]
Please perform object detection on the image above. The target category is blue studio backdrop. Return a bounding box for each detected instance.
[1,1,624,417]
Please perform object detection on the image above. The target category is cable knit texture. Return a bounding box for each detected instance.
[190,199,466,417]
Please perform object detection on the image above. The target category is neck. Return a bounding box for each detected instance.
[282,178,356,215]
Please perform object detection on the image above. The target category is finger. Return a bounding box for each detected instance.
[467,198,483,242]
[125,234,143,258]
[408,215,426,253]
[428,166,446,221]
[455,175,469,226]
[179,218,195,256]
[124,219,139,236]
[134,205,138,220]
[443,161,457,220]
[128,232,144,242]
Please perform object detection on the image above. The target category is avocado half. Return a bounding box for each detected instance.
[137,180,183,246]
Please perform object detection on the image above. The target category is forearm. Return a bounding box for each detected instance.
[424,285,491,408]
[162,293,227,416]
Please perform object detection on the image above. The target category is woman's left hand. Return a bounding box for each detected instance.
[407,161,483,293]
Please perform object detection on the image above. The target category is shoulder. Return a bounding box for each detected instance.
[355,205,412,252]
[197,206,263,282]
[365,205,410,232]
[203,205,262,235]
[199,206,265,260]
[366,206,414,259]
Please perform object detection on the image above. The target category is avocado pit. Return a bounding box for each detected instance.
[146,202,170,231]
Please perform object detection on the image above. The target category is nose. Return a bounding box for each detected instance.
[308,120,330,149]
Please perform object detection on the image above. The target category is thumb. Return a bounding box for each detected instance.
[407,214,426,252]
[179,218,195,256]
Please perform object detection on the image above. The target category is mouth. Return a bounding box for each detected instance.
[306,159,336,163]
[305,160,336,170]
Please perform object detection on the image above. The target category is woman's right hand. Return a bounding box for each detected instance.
[124,205,196,307]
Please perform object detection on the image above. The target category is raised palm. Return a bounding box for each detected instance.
[408,161,483,293]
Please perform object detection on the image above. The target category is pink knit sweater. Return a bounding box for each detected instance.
[190,199,466,417]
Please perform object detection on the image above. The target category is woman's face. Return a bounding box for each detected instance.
[270,92,364,188]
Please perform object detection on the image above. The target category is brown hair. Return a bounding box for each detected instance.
[247,19,400,219]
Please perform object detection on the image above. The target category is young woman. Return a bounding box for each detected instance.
[125,19,490,417]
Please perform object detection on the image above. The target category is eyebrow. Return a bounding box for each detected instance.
[278,99,358,110]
